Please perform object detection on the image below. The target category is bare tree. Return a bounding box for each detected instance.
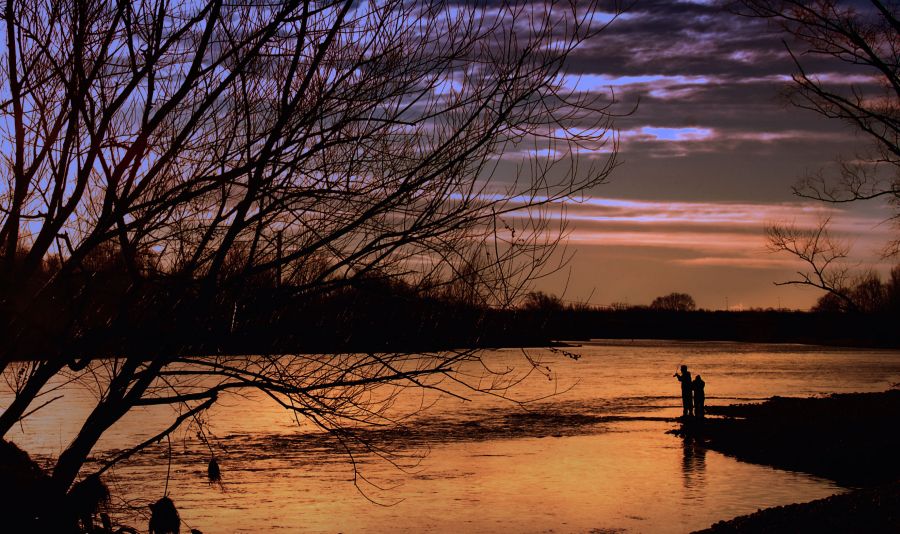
[765,218,860,310]
[0,0,620,526]
[739,0,899,296]
[740,0,898,227]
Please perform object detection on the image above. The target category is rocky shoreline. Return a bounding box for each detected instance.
[678,389,900,532]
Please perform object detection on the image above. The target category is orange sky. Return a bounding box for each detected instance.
[527,197,893,310]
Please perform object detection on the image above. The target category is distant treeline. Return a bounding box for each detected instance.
[2,268,517,360]
[540,308,900,348]
[520,288,900,348]
[243,297,900,350]
[2,249,557,359]
[4,254,900,361]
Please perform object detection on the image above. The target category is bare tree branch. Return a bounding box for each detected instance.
[0,1,624,524]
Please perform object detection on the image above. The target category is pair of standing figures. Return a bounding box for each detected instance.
[674,365,704,418]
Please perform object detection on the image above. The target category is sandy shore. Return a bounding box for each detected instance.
[678,389,900,532]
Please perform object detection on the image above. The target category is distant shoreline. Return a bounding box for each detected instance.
[552,309,900,349]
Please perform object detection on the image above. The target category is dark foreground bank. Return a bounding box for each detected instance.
[677,390,900,533]
[695,482,900,533]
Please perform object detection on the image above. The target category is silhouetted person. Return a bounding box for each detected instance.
[674,365,693,417]
[693,374,705,418]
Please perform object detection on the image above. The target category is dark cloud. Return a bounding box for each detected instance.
[564,1,785,76]
[536,0,878,205]
[464,0,887,307]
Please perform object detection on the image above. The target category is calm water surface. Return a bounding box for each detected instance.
[6,340,900,533]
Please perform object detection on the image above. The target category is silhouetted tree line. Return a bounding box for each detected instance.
[9,251,899,364]
[515,289,900,348]
[2,244,567,362]
[527,308,900,348]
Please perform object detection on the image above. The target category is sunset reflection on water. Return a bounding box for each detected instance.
[5,340,900,532]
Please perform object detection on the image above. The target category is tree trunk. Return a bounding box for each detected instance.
[51,401,127,493]
[51,356,158,492]
[0,361,62,437]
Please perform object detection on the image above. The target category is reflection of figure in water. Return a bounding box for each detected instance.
[681,436,707,493]
[693,375,705,418]
[674,365,693,417]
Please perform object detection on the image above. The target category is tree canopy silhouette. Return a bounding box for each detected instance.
[0,0,621,528]
[650,292,697,312]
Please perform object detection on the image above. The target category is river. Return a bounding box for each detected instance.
[5,340,900,533]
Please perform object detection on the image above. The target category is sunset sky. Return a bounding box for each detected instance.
[528,0,894,310]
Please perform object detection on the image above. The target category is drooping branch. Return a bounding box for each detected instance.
[94,393,218,478]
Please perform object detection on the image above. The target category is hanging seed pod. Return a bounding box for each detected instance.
[148,496,180,534]
[207,458,221,485]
